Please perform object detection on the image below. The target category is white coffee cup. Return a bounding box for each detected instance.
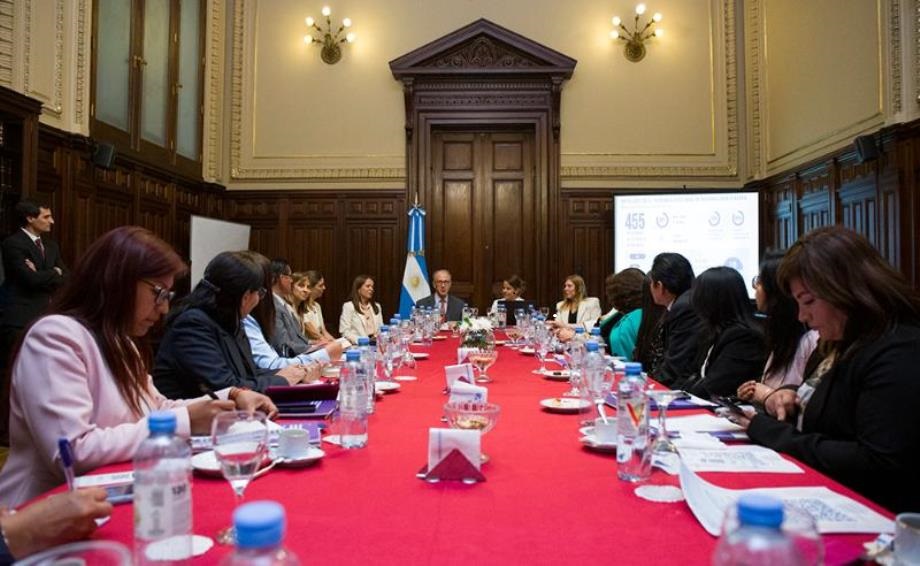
[594,417,617,444]
[277,428,310,460]
[895,513,920,565]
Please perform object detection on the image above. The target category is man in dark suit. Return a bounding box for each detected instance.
[0,200,66,444]
[416,269,466,323]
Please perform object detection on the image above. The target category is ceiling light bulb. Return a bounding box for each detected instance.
[343,17,352,27]
[609,30,620,39]
[612,16,621,26]
[653,12,662,22]
[636,3,647,15]
[305,16,314,27]
[321,6,331,16]
[346,32,356,43]
[654,28,664,37]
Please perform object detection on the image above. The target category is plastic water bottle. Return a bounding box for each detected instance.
[616,362,651,481]
[356,337,376,414]
[712,494,807,566]
[569,328,587,391]
[589,326,606,354]
[133,411,193,565]
[338,349,368,448]
[582,341,607,400]
[221,501,300,565]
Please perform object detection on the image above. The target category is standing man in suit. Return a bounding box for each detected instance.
[0,200,66,444]
[416,269,466,323]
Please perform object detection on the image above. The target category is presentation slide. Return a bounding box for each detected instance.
[613,192,760,298]
[190,215,251,288]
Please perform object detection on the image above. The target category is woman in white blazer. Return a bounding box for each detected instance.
[553,274,602,330]
[339,274,384,344]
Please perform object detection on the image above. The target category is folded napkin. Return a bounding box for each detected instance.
[445,363,476,389]
[428,428,480,473]
[449,381,488,404]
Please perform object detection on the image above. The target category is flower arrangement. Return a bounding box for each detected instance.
[459,316,494,349]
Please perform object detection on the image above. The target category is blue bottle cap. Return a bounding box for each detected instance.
[574,327,585,334]
[737,494,784,528]
[379,325,389,333]
[585,341,599,352]
[624,362,643,375]
[147,411,176,434]
[389,318,400,325]
[590,327,601,335]
[345,350,360,362]
[357,337,370,346]
[234,501,285,549]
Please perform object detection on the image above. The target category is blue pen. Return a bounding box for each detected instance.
[58,437,76,491]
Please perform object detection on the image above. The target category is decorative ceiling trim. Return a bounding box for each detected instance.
[73,0,89,129]
[0,0,13,87]
[890,0,902,114]
[747,0,763,179]
[203,0,225,183]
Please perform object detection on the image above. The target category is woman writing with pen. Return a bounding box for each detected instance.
[0,227,277,509]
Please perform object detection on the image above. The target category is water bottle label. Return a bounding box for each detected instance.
[134,480,191,539]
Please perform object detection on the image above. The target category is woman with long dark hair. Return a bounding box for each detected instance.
[736,251,819,405]
[597,268,645,359]
[632,274,667,370]
[731,226,920,513]
[293,270,337,343]
[647,252,702,386]
[339,274,383,344]
[0,227,276,507]
[153,251,308,399]
[674,266,766,398]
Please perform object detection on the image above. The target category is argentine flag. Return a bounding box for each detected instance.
[399,204,432,317]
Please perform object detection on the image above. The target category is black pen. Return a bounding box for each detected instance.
[198,382,219,400]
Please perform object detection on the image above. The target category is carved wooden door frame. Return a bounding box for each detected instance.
[389,18,576,304]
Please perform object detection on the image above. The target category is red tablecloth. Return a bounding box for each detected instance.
[88,337,891,564]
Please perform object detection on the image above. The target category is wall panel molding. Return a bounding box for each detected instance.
[203,0,225,183]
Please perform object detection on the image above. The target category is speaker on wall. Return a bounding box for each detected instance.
[854,135,879,164]
[92,142,116,169]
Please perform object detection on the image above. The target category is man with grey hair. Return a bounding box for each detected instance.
[415,269,466,323]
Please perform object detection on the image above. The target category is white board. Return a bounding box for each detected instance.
[613,192,760,298]
[189,215,251,288]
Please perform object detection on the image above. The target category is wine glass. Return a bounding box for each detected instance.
[531,325,552,375]
[540,306,550,318]
[443,401,501,463]
[469,347,498,383]
[212,411,268,545]
[646,389,685,458]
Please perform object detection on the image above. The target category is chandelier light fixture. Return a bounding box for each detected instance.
[304,6,355,65]
[610,4,663,63]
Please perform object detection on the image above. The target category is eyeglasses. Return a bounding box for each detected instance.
[751,275,762,289]
[142,280,176,305]
[257,287,268,299]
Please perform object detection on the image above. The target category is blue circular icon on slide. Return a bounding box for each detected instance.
[656,212,669,228]
[724,257,743,271]
[732,210,745,226]
[708,211,721,226]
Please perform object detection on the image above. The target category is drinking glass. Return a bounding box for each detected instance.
[212,410,268,545]
[646,389,685,458]
[532,326,552,375]
[470,307,479,317]
[461,306,473,321]
[469,347,498,383]
[443,401,501,463]
[540,306,550,318]
[15,541,132,566]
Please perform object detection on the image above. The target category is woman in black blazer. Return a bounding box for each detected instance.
[730,226,920,513]
[153,251,307,399]
[673,266,766,398]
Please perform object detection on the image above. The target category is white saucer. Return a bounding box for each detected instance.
[375,381,401,393]
[191,449,269,476]
[273,446,325,468]
[540,397,591,413]
[579,434,617,452]
[520,347,536,355]
[432,335,447,341]
[411,351,430,360]
[494,339,508,346]
[394,375,417,382]
[540,368,570,380]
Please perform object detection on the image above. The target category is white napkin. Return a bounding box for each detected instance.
[427,428,481,472]
[448,381,488,404]
[445,363,476,389]
[457,347,478,365]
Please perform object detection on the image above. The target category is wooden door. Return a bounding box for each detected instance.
[428,129,536,311]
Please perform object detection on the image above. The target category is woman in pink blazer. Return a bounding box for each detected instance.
[0,227,276,507]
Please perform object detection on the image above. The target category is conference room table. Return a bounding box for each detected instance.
[89,334,892,564]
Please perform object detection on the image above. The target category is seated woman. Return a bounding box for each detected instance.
[241,252,332,374]
[632,275,667,371]
[153,251,310,399]
[293,270,351,349]
[648,252,703,387]
[736,251,819,406]
[488,275,528,324]
[730,226,920,513]
[339,274,384,344]
[552,274,601,331]
[598,268,645,359]
[0,227,276,507]
[673,266,766,398]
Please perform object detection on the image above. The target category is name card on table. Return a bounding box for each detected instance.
[445,363,476,389]
[428,428,481,473]
[449,381,488,404]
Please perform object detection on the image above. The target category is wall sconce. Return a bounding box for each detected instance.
[303,6,355,65]
[610,4,663,63]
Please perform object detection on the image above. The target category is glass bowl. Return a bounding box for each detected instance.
[443,401,501,435]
